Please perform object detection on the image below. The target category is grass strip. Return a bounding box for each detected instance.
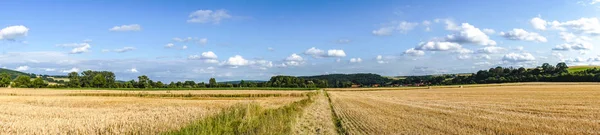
[324,90,347,135]
[162,92,315,135]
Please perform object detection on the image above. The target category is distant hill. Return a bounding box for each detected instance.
[0,68,35,79]
[220,80,267,84]
[568,66,600,73]
[299,73,389,87]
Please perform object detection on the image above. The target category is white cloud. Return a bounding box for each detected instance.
[267,47,275,51]
[303,47,346,58]
[531,17,547,30]
[475,54,491,60]
[552,42,592,51]
[44,68,56,72]
[549,17,600,35]
[349,58,362,63]
[182,45,188,50]
[70,43,91,54]
[188,51,219,63]
[327,50,346,57]
[62,67,80,73]
[285,53,304,61]
[372,27,394,36]
[403,48,425,56]
[165,43,174,48]
[513,46,524,51]
[15,66,29,71]
[187,9,232,24]
[224,55,249,66]
[0,25,29,40]
[109,24,141,32]
[502,53,536,63]
[415,41,462,51]
[376,55,388,64]
[445,23,497,46]
[482,29,496,34]
[128,68,139,73]
[500,29,547,42]
[477,46,506,54]
[101,49,110,53]
[114,47,136,53]
[438,19,460,31]
[396,21,419,33]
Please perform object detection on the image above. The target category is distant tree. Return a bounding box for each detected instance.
[92,74,106,88]
[137,75,151,88]
[12,75,31,88]
[32,78,47,88]
[0,73,11,87]
[156,81,164,88]
[67,72,81,88]
[556,62,569,74]
[209,78,217,87]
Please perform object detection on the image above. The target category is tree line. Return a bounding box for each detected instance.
[2,62,600,89]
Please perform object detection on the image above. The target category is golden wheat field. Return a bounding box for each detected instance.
[328,84,600,134]
[0,88,308,134]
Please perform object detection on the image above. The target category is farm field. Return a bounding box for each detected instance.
[327,84,600,134]
[0,88,312,134]
[568,65,600,73]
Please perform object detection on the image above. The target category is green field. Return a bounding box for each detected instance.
[567,66,600,73]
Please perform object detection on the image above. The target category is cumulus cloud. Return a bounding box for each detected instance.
[223,55,249,66]
[531,17,547,30]
[165,43,174,48]
[62,67,80,73]
[114,47,136,53]
[303,47,346,58]
[403,48,425,56]
[70,43,91,54]
[422,20,432,31]
[415,41,462,51]
[15,66,29,71]
[444,23,497,46]
[280,53,304,67]
[549,17,600,35]
[44,68,56,72]
[500,29,547,42]
[187,9,232,24]
[0,25,29,40]
[127,68,139,73]
[109,24,141,32]
[502,53,536,63]
[552,32,593,51]
[477,46,506,54]
[453,48,474,54]
[372,27,394,36]
[188,51,219,63]
[349,58,362,63]
[376,55,388,64]
[182,45,188,50]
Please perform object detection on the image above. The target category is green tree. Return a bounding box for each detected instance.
[92,74,106,88]
[32,78,47,88]
[0,73,11,87]
[556,62,569,74]
[137,75,151,88]
[209,78,217,87]
[155,81,164,88]
[12,75,31,88]
[67,72,81,88]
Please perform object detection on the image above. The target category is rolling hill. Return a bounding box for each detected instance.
[0,68,35,79]
[568,66,600,73]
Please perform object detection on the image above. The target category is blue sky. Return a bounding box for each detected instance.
[1,0,600,82]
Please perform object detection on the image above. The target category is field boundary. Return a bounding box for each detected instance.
[325,82,600,91]
[162,92,317,134]
[46,87,319,91]
[324,90,346,135]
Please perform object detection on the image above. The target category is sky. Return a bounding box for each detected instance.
[1,0,600,82]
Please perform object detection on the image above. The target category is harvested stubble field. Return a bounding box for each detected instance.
[328,84,600,134]
[0,88,310,134]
